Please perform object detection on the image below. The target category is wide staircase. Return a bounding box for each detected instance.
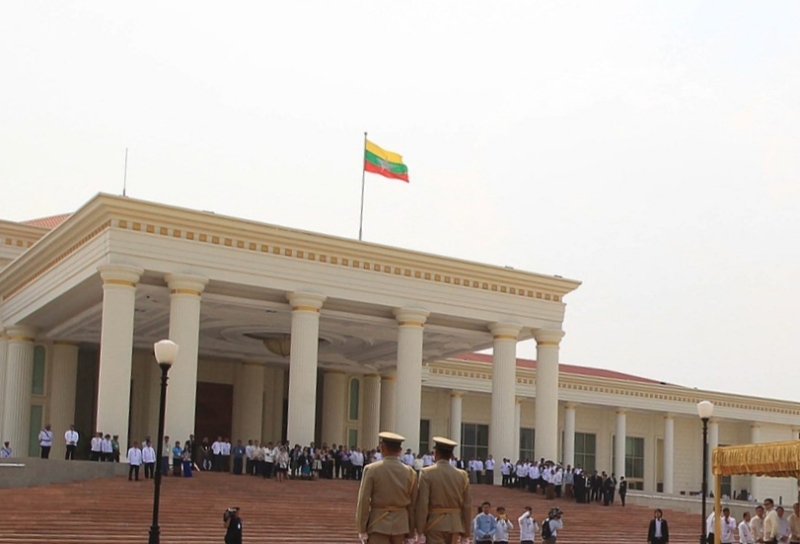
[0,473,702,543]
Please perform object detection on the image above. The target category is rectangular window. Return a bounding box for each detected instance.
[32,346,46,396]
[347,429,358,448]
[419,419,430,454]
[29,404,44,456]
[519,428,535,460]
[614,436,645,490]
[461,423,489,461]
[574,432,596,472]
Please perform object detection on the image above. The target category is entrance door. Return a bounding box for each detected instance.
[195,382,233,441]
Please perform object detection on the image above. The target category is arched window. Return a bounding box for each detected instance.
[348,378,360,421]
[32,345,46,395]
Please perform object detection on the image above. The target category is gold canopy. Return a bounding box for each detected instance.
[713,440,800,478]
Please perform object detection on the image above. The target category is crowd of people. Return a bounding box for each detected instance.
[704,500,800,544]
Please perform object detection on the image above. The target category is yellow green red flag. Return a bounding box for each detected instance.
[364,140,409,182]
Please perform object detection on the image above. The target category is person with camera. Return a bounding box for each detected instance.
[223,507,243,544]
[541,507,563,544]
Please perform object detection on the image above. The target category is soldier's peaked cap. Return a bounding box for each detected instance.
[378,432,405,446]
[432,436,458,451]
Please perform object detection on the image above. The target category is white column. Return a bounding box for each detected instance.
[614,409,627,479]
[321,370,347,446]
[234,362,264,442]
[513,398,521,461]
[663,415,675,494]
[449,391,463,457]
[286,292,326,446]
[563,403,576,468]
[380,373,396,432]
[0,332,8,439]
[489,323,520,483]
[362,374,381,450]
[393,308,428,452]
[96,265,143,456]
[164,274,208,444]
[2,326,36,457]
[708,418,719,491]
[750,423,760,500]
[49,341,80,460]
[533,329,564,461]
[272,367,285,443]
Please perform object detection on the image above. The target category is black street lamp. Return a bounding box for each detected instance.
[148,339,179,544]
[697,400,714,544]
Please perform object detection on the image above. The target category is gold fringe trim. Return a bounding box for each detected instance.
[713,440,800,477]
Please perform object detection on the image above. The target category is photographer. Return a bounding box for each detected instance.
[223,507,243,544]
[541,507,564,544]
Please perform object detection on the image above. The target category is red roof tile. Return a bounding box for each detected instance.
[457,352,664,385]
[21,213,71,229]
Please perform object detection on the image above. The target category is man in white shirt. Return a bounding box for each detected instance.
[494,506,513,544]
[90,432,103,461]
[142,440,157,479]
[38,424,54,459]
[739,511,755,544]
[222,438,232,472]
[529,463,540,493]
[101,434,113,462]
[778,507,792,544]
[0,442,11,458]
[516,461,528,490]
[127,441,142,481]
[474,458,484,485]
[401,448,415,467]
[351,448,365,480]
[765,498,780,543]
[211,436,223,471]
[553,467,564,498]
[485,455,495,485]
[64,425,79,460]
[421,451,434,467]
[264,442,276,478]
[720,507,737,544]
[751,505,765,544]
[245,440,254,475]
[518,506,538,544]
[500,458,511,488]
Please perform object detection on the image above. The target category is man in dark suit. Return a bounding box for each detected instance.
[648,508,669,544]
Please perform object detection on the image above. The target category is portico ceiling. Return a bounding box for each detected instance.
[39,276,502,374]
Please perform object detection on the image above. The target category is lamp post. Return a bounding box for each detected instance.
[697,400,714,544]
[149,339,179,544]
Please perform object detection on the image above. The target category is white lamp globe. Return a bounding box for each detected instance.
[697,400,714,420]
[154,339,179,365]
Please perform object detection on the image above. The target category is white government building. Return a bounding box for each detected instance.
[1,194,798,502]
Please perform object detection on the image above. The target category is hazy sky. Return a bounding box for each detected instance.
[2,2,799,401]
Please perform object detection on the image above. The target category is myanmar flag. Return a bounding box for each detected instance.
[364,140,409,182]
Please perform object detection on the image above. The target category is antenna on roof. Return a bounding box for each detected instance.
[122,148,129,197]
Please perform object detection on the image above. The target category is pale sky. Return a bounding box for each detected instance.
[2,2,799,401]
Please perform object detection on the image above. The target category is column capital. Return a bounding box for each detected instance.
[450,390,465,399]
[6,325,37,343]
[287,292,326,313]
[615,408,627,416]
[664,413,675,421]
[381,372,396,382]
[165,273,208,297]
[489,322,521,340]
[564,402,578,410]
[393,308,429,327]
[98,264,144,288]
[709,417,720,425]
[533,328,565,346]
[515,396,524,405]
[750,422,761,429]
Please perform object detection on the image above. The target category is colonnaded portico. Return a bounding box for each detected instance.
[0,194,580,470]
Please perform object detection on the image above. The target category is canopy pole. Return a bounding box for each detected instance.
[714,473,722,544]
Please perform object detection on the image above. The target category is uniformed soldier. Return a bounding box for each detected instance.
[415,436,472,544]
[356,432,419,544]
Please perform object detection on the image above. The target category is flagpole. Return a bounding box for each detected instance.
[358,131,367,241]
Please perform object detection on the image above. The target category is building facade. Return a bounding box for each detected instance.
[1,194,797,502]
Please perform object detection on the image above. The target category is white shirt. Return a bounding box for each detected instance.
[0,446,11,458]
[518,512,538,541]
[422,454,434,467]
[720,516,737,543]
[374,452,382,461]
[516,464,527,477]
[553,470,563,485]
[778,517,791,541]
[500,462,510,476]
[90,436,102,452]
[546,518,563,537]
[264,447,275,462]
[654,519,664,538]
[530,465,540,479]
[127,447,142,465]
[475,459,484,471]
[495,518,513,542]
[38,429,53,447]
[212,441,222,455]
[65,430,79,445]
[739,519,754,544]
[750,516,764,542]
[142,445,156,463]
[351,451,364,467]
[222,442,232,455]
[402,453,415,466]
[245,445,254,459]
[485,459,495,470]
[101,438,113,453]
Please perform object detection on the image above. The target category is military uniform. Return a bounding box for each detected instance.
[415,437,472,544]
[356,432,418,544]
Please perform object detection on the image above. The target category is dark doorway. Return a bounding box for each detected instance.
[195,382,233,442]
